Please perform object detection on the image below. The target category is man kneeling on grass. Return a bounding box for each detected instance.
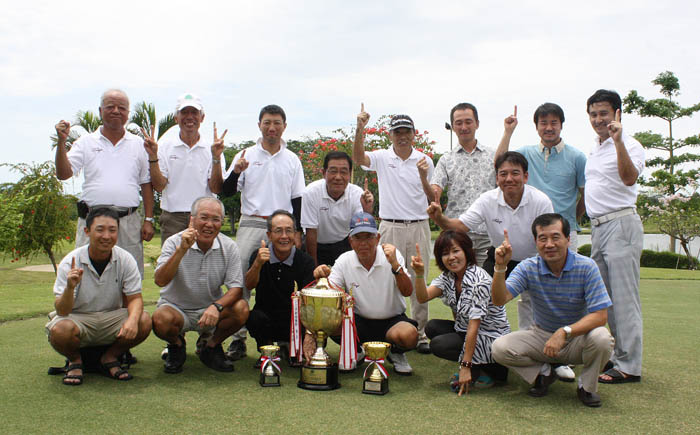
[46,207,151,385]
[490,213,614,407]
[152,197,249,373]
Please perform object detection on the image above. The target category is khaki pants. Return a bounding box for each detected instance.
[160,210,191,246]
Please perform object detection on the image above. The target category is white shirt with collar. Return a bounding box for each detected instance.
[226,138,305,216]
[585,133,645,218]
[157,134,220,213]
[301,179,364,244]
[329,247,408,319]
[363,147,434,220]
[459,185,553,261]
[67,129,150,207]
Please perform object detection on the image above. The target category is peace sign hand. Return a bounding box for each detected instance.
[504,105,518,134]
[494,229,512,266]
[357,103,370,130]
[607,109,623,142]
[212,122,227,159]
[66,257,84,290]
[410,243,424,276]
[360,177,374,211]
[140,125,158,160]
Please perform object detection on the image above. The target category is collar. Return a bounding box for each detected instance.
[321,180,349,202]
[270,246,296,266]
[538,139,565,154]
[255,137,287,155]
[497,185,529,209]
[390,146,420,161]
[352,247,385,271]
[538,248,576,276]
[94,128,131,146]
[79,245,117,272]
[192,236,221,252]
[455,139,484,155]
[175,133,206,150]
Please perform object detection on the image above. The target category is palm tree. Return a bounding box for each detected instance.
[50,110,102,149]
[128,101,176,140]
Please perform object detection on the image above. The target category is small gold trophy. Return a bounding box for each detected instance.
[259,345,281,387]
[297,278,344,391]
[362,342,391,395]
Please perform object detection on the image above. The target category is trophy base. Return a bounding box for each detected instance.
[362,378,389,395]
[297,364,340,391]
[260,373,281,387]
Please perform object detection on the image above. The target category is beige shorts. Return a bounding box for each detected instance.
[156,302,215,335]
[46,309,129,347]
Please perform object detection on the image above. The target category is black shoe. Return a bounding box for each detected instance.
[416,342,431,354]
[528,368,557,397]
[164,335,186,374]
[200,344,235,372]
[577,387,602,407]
[226,340,247,361]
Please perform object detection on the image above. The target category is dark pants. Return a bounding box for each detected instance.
[160,211,191,246]
[317,237,351,266]
[482,246,519,278]
[246,309,297,350]
[330,312,418,354]
[425,319,508,382]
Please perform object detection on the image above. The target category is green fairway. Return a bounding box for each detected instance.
[1,243,699,434]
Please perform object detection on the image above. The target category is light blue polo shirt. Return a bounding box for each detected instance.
[505,249,611,332]
[517,142,586,231]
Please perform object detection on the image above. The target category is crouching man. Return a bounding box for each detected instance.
[490,213,614,407]
[310,212,418,375]
[46,207,151,385]
[152,197,248,373]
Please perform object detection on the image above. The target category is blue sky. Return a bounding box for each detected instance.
[1,0,698,189]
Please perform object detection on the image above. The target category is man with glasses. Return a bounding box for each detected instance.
[151,197,248,374]
[54,89,155,277]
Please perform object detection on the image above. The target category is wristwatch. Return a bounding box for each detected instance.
[211,302,224,312]
[144,217,155,223]
[391,265,403,275]
[563,325,572,340]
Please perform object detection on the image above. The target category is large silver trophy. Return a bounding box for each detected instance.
[297,278,344,390]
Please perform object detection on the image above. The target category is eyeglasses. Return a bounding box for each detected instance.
[271,228,295,235]
[195,215,222,224]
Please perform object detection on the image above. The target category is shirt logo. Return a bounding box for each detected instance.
[92,147,103,153]
[388,164,397,169]
[253,161,263,166]
[169,155,179,160]
[493,218,503,224]
[320,206,329,211]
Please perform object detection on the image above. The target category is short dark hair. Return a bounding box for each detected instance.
[86,207,120,230]
[450,102,479,125]
[586,89,622,114]
[533,103,565,124]
[259,104,286,122]
[495,151,528,172]
[433,230,477,273]
[531,213,570,239]
[267,209,296,232]
[323,151,353,171]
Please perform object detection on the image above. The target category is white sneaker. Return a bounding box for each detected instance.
[387,351,413,375]
[554,364,575,382]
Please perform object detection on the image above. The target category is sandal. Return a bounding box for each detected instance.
[599,368,640,384]
[100,360,133,381]
[472,375,495,389]
[62,363,84,386]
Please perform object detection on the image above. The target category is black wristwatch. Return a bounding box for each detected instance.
[211,302,224,312]
[391,265,403,275]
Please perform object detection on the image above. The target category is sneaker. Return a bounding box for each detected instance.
[387,351,413,376]
[200,344,235,372]
[164,335,186,374]
[416,342,431,354]
[226,340,247,361]
[554,364,576,382]
[160,347,168,360]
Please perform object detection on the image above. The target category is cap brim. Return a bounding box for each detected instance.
[348,227,378,237]
[177,103,203,111]
[389,123,415,131]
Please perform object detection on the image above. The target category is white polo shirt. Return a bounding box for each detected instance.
[459,185,553,261]
[585,134,645,218]
[329,248,408,319]
[157,134,219,213]
[67,129,150,207]
[301,179,364,244]
[226,138,305,216]
[363,148,434,220]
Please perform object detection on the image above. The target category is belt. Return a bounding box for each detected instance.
[251,215,269,220]
[590,208,635,226]
[77,201,138,219]
[381,218,426,224]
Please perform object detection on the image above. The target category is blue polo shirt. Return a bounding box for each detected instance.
[517,143,586,231]
[505,249,611,332]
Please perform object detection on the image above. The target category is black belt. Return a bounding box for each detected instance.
[381,218,426,224]
[77,201,138,219]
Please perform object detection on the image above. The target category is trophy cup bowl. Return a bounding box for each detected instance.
[259,345,281,387]
[297,278,344,391]
[362,341,391,395]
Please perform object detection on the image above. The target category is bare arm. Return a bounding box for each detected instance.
[457,318,482,396]
[154,227,195,287]
[305,228,318,265]
[244,241,269,290]
[140,182,155,242]
[353,103,371,167]
[54,257,82,316]
[543,309,608,357]
[208,122,226,194]
[609,109,639,186]
[576,187,586,220]
[410,243,442,303]
[493,106,518,163]
[54,121,74,180]
[490,230,514,306]
[417,157,434,204]
[141,126,167,192]
[427,202,470,232]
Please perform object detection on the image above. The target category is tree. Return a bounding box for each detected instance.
[50,110,102,148]
[623,71,700,251]
[0,162,76,273]
[128,101,176,140]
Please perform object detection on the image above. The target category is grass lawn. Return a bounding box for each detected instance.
[1,242,699,433]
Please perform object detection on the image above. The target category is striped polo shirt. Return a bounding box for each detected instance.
[505,249,611,332]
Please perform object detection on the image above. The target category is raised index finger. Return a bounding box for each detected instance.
[361,102,365,112]
[364,177,368,191]
[213,122,218,139]
[615,109,621,123]
[415,243,421,258]
[240,149,246,159]
[71,257,76,269]
[503,229,510,244]
[513,105,518,117]
[220,129,228,140]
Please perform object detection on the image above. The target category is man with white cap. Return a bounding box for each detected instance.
[142,93,227,245]
[353,105,434,354]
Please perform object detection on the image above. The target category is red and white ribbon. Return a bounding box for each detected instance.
[363,358,388,379]
[260,355,281,374]
[289,291,302,362]
[339,293,359,371]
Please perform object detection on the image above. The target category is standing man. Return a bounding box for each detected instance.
[55,89,155,276]
[490,213,614,407]
[428,152,553,331]
[151,197,248,374]
[585,90,645,384]
[353,104,434,354]
[219,104,306,360]
[142,93,227,245]
[302,151,374,266]
[46,207,152,385]
[495,103,587,248]
[430,103,509,267]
